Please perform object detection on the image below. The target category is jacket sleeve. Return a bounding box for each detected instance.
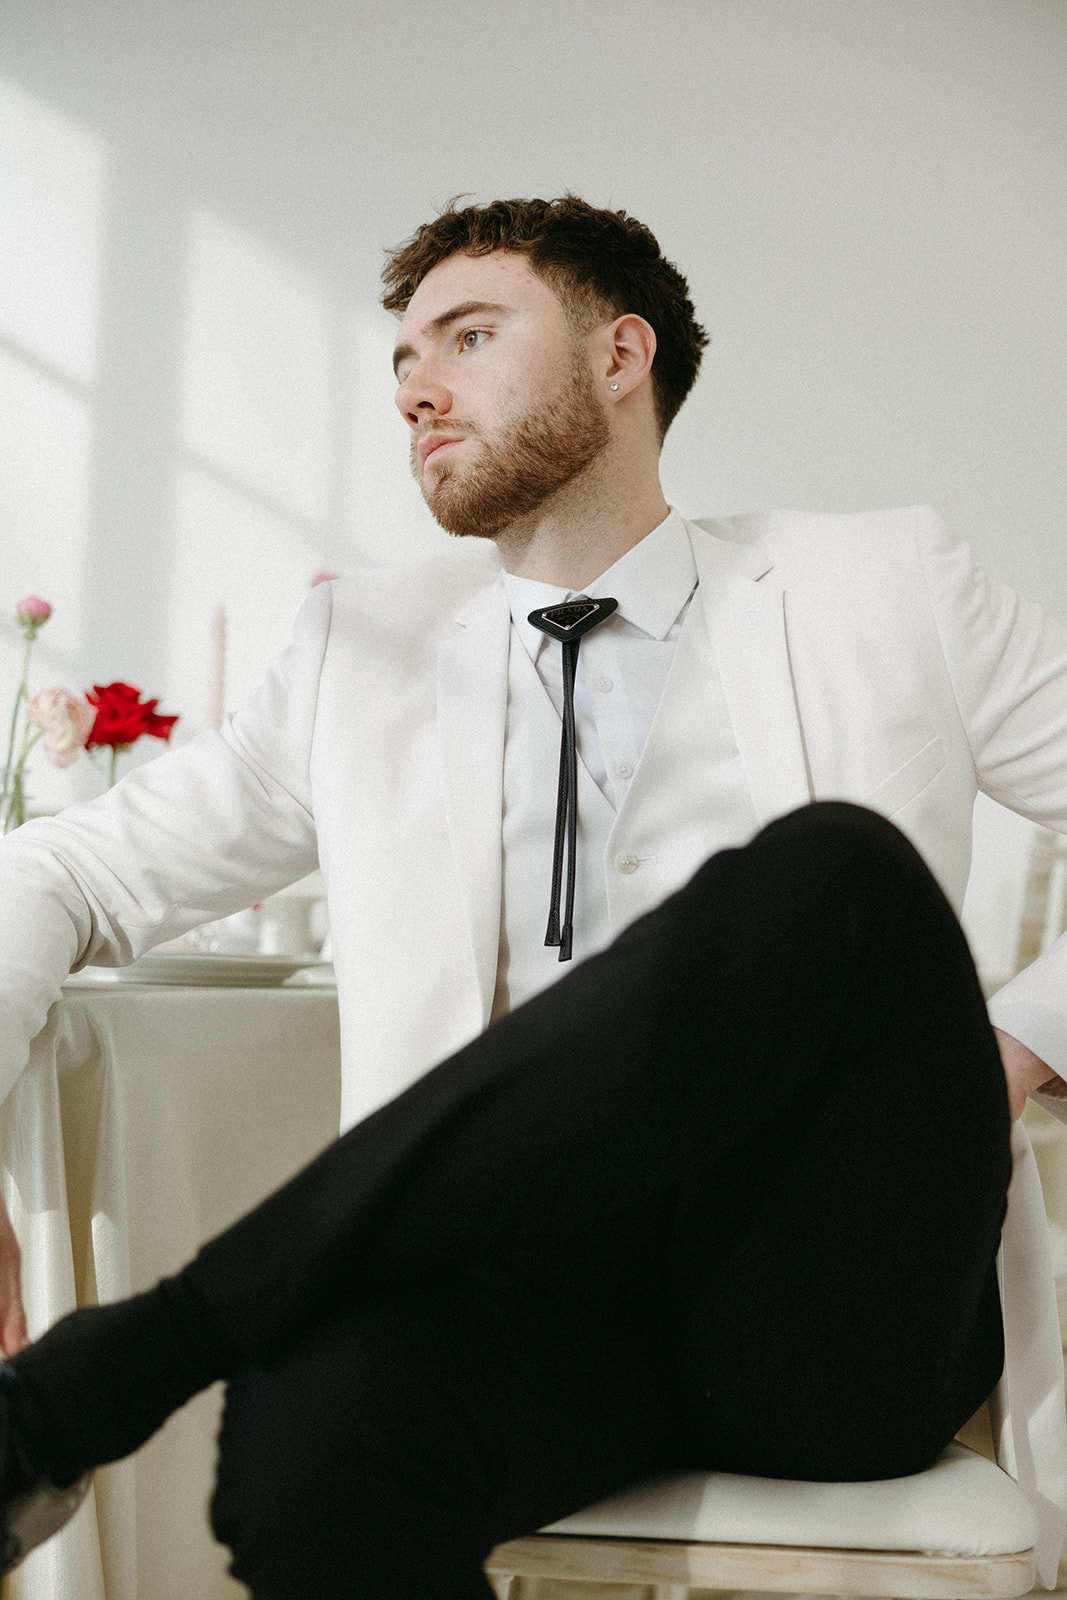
[0,582,334,1106]
[913,510,1067,1085]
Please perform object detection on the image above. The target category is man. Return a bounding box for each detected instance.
[0,197,1066,1598]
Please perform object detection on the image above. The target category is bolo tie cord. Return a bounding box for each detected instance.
[527,597,618,961]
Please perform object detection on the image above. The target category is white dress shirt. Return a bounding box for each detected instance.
[501,511,698,810]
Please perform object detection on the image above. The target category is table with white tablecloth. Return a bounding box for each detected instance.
[0,981,341,1600]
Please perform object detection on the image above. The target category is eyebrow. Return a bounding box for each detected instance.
[392,300,513,379]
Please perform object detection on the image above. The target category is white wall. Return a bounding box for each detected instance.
[0,0,1064,972]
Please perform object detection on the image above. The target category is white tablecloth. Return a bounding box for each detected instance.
[0,981,341,1600]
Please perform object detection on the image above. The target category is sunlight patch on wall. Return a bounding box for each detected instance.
[0,77,106,384]
[179,210,332,523]
[167,213,455,743]
[0,75,105,782]
[0,347,93,600]
[0,347,93,704]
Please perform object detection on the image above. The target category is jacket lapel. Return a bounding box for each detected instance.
[436,579,511,1023]
[686,520,812,825]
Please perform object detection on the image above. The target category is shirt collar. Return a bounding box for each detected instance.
[501,509,697,663]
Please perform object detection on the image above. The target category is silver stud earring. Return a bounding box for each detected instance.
[609,381,619,391]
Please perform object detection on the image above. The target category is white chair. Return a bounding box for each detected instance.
[485,1439,1038,1600]
[1014,824,1067,973]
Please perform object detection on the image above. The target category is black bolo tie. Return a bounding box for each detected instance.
[527,596,618,961]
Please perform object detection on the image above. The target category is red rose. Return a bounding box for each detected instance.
[86,682,179,750]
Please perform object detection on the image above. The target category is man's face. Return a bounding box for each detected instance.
[392,252,609,541]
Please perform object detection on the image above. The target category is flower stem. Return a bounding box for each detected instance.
[4,770,24,834]
[1,634,34,832]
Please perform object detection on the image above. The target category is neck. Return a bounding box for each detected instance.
[494,456,670,590]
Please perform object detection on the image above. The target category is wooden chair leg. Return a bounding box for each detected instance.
[490,1583,686,1599]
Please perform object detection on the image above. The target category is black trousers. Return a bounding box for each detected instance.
[183,804,1010,1599]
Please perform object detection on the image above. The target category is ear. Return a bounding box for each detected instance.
[594,314,657,398]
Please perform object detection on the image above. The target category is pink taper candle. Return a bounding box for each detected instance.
[208,603,226,730]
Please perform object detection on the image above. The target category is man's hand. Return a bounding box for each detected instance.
[995,1026,1067,1122]
[0,1197,27,1356]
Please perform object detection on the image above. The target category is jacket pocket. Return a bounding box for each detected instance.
[862,735,945,818]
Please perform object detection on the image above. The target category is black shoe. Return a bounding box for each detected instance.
[0,1365,89,1573]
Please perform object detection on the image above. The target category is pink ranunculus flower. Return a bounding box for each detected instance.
[26,688,95,769]
[16,596,52,630]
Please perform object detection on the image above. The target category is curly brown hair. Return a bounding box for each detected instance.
[381,195,708,441]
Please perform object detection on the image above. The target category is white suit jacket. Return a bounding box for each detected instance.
[2,504,1067,1576]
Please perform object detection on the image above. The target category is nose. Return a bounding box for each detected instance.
[394,358,452,428]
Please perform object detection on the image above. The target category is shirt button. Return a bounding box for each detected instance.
[616,852,639,874]
[615,761,633,779]
[595,676,614,693]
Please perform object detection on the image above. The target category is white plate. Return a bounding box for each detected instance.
[67,952,330,988]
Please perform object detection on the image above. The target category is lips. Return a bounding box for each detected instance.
[418,431,467,470]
